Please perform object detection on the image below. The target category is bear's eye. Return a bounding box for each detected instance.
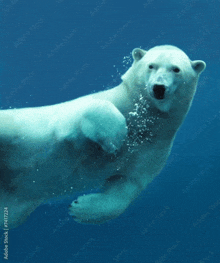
[173,67,180,73]
[149,65,154,69]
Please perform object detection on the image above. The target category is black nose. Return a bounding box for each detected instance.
[153,84,166,100]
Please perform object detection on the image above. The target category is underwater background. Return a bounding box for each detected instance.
[0,0,220,262]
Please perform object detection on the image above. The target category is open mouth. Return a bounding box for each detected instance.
[153,84,166,100]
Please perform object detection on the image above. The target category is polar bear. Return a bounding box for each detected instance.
[0,45,205,229]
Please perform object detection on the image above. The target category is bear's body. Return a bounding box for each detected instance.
[0,45,205,228]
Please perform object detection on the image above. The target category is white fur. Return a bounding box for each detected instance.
[0,45,206,228]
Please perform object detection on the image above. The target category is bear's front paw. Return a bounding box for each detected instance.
[80,100,127,154]
[68,193,125,224]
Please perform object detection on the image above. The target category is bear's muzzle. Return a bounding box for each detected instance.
[153,84,166,100]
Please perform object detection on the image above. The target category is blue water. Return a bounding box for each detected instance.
[0,0,220,262]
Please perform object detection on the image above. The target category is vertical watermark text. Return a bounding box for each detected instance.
[3,207,9,260]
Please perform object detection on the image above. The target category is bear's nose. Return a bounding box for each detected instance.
[153,84,166,100]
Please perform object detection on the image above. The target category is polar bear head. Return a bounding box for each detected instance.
[121,45,206,112]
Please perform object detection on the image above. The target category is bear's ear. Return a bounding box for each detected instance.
[132,48,146,62]
[191,60,206,74]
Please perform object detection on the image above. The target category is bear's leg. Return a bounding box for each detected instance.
[78,99,127,154]
[0,195,41,229]
[69,175,144,224]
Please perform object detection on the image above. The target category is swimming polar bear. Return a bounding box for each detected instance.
[0,45,206,229]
